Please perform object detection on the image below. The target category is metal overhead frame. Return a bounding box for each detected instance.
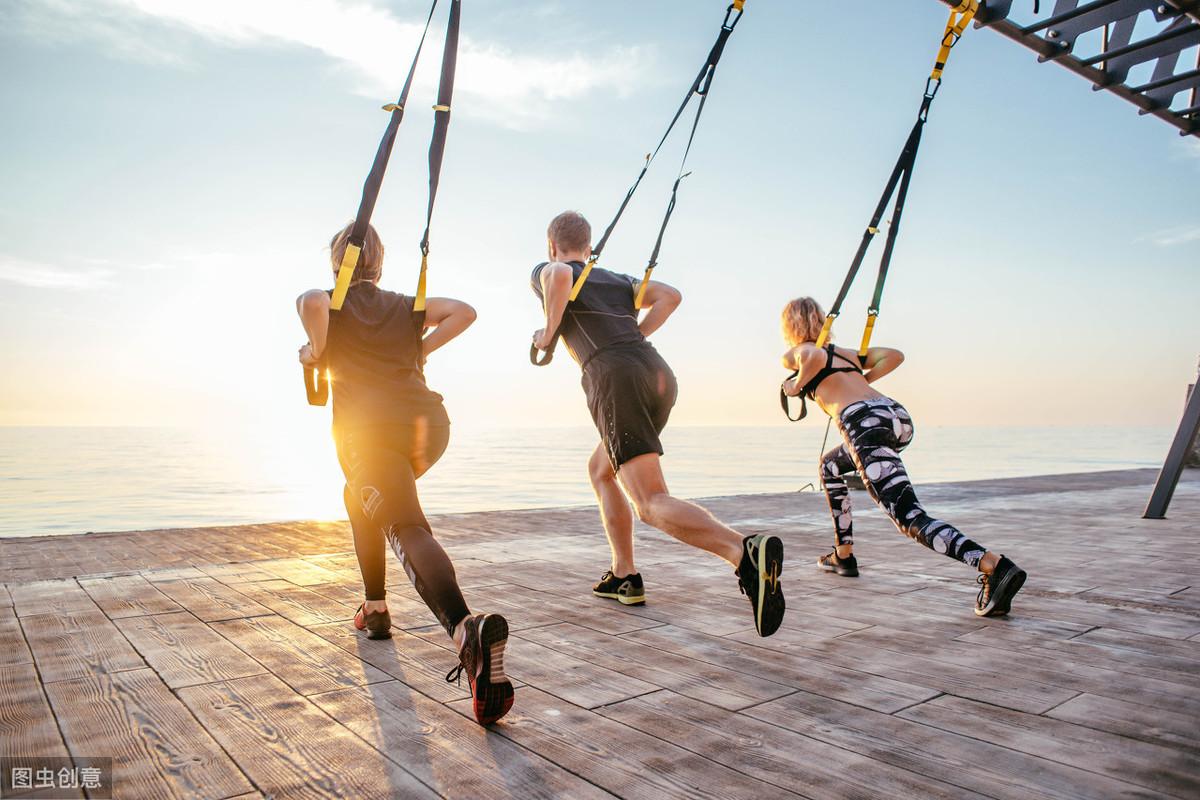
[935,1,1200,516]
[938,0,1200,137]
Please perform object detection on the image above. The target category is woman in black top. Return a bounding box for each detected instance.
[780,296,1026,618]
[297,222,512,725]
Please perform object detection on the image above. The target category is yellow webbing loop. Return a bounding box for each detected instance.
[568,256,597,302]
[733,0,746,10]
[433,104,450,112]
[382,103,404,112]
[634,266,654,310]
[814,314,836,349]
[330,243,362,311]
[858,313,878,359]
[931,0,978,81]
[413,252,428,312]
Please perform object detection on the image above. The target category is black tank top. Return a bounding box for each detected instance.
[325,283,449,429]
[801,344,865,399]
[530,261,649,367]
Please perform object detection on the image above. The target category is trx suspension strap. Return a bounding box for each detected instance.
[530,0,746,367]
[305,0,461,406]
[781,0,977,422]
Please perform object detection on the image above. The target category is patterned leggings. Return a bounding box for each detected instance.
[821,398,986,568]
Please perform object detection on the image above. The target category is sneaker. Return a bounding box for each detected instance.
[353,603,392,640]
[818,550,859,577]
[974,556,1027,617]
[737,534,785,637]
[592,570,646,605]
[446,613,514,725]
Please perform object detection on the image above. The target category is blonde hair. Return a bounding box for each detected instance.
[781,297,826,346]
[547,210,592,253]
[329,222,384,283]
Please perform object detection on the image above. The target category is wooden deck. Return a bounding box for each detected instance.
[2,468,1198,799]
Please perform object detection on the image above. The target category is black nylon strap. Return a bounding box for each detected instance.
[413,0,461,336]
[531,4,743,366]
[347,0,440,250]
[780,370,807,421]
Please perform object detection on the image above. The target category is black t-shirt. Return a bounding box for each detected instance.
[530,260,650,367]
[325,283,449,429]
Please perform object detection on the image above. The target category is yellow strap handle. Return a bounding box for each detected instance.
[931,0,978,81]
[858,312,878,359]
[413,252,428,312]
[733,0,745,9]
[634,266,654,309]
[330,243,362,311]
[814,314,836,349]
[568,255,597,302]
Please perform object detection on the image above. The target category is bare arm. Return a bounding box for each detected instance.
[420,297,477,359]
[862,346,904,383]
[532,262,573,350]
[635,279,682,338]
[296,290,330,365]
[781,344,821,396]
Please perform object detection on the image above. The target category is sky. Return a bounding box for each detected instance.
[1,0,1197,435]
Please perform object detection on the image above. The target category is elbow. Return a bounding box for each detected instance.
[460,303,478,327]
[298,290,328,318]
[665,287,683,308]
[894,350,905,366]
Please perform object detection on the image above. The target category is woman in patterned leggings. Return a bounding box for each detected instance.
[780,297,1026,617]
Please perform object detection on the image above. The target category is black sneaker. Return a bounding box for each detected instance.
[592,570,646,605]
[974,556,1027,617]
[353,603,392,640]
[737,534,785,637]
[818,550,859,577]
[446,613,514,725]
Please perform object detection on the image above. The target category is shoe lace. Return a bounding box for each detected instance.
[445,663,464,686]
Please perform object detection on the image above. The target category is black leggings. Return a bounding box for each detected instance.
[821,398,986,568]
[336,422,469,636]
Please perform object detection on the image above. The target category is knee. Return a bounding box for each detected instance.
[631,492,667,525]
[588,452,616,489]
[820,456,842,484]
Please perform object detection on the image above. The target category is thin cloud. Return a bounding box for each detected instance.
[0,257,114,290]
[6,0,651,128]
[1146,225,1200,247]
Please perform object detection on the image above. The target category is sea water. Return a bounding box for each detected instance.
[0,424,1173,537]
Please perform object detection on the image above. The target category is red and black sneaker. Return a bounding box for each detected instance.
[353,603,392,640]
[446,613,514,725]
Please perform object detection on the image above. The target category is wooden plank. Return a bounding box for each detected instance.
[306,622,470,703]
[253,558,345,586]
[10,579,97,618]
[43,667,252,800]
[0,607,33,667]
[520,622,794,711]
[78,574,183,618]
[1046,692,1200,755]
[304,581,442,630]
[898,694,1200,797]
[0,663,71,761]
[745,689,1164,800]
[411,626,659,709]
[21,609,145,684]
[0,583,12,609]
[177,673,437,800]
[310,681,612,799]
[196,562,278,583]
[468,582,665,635]
[600,690,970,799]
[149,577,274,623]
[210,615,389,696]
[623,623,941,713]
[114,612,266,689]
[227,579,351,626]
[446,686,804,800]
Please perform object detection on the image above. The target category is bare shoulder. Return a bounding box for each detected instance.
[296,289,330,313]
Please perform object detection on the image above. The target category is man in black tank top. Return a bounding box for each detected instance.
[531,211,786,637]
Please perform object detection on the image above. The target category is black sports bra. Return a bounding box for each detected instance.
[799,344,865,399]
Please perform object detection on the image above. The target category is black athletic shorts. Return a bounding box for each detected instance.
[582,344,678,471]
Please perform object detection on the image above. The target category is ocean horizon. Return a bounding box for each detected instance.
[0,423,1174,539]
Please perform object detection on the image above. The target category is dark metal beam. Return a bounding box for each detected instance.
[1145,381,1200,519]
